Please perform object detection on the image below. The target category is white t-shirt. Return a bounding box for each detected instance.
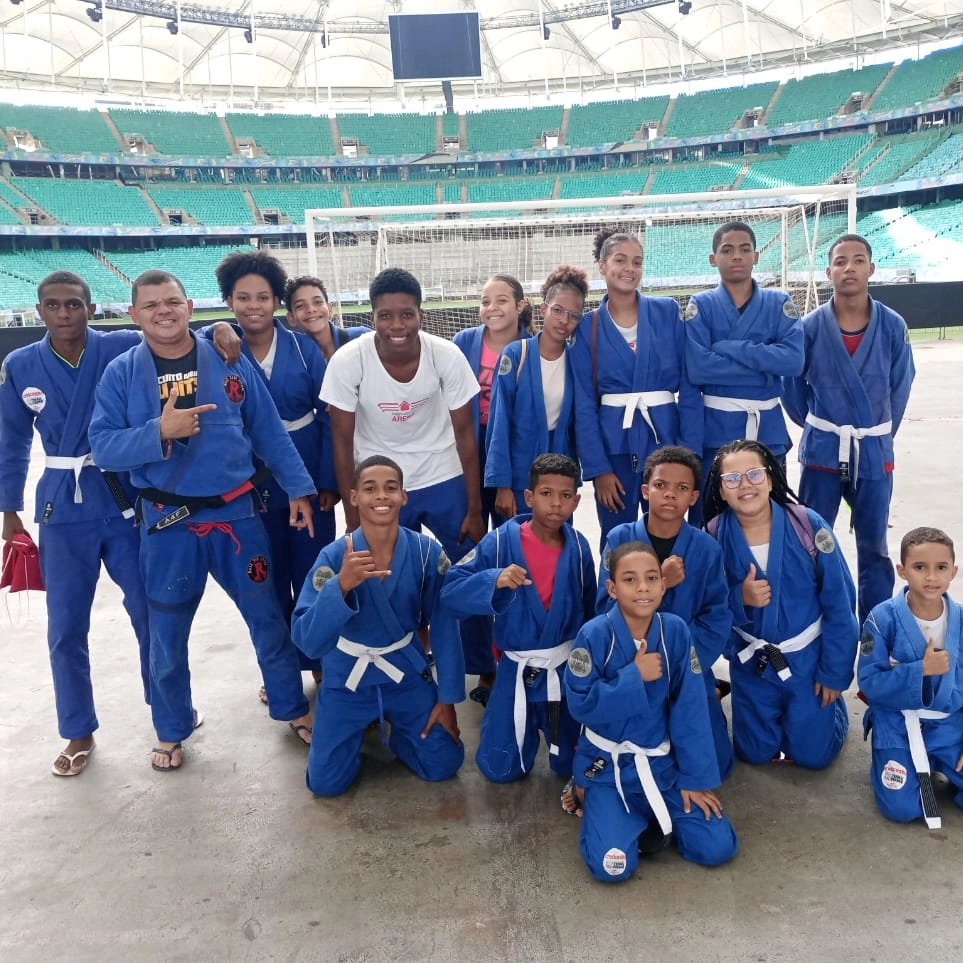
[616,322,638,351]
[915,600,947,650]
[749,542,770,573]
[540,354,566,431]
[320,331,479,492]
[257,329,278,379]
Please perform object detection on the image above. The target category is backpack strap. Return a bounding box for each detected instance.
[785,503,818,566]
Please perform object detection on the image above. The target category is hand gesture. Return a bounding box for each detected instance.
[159,385,217,441]
[680,788,724,820]
[421,703,461,743]
[288,496,315,539]
[922,638,951,677]
[495,564,532,591]
[594,472,626,513]
[634,639,663,682]
[337,532,391,593]
[494,487,517,520]
[741,563,771,608]
[661,554,685,589]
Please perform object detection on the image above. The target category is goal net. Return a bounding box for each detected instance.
[304,185,856,339]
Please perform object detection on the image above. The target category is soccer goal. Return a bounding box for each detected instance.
[305,184,856,338]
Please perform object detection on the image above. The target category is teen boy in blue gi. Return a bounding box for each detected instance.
[441,453,596,783]
[89,270,315,772]
[783,234,915,624]
[292,456,465,796]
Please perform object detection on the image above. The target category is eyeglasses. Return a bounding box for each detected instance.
[720,467,769,489]
[545,303,582,324]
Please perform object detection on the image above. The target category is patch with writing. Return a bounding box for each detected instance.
[859,632,876,657]
[814,528,836,554]
[683,301,699,321]
[690,646,702,674]
[601,547,611,572]
[223,373,245,403]
[437,551,451,576]
[312,565,335,590]
[602,848,627,876]
[21,386,46,412]
[782,299,800,320]
[455,547,476,566]
[247,555,268,583]
[0,361,6,386]
[498,355,513,376]
[881,760,907,791]
[567,647,593,678]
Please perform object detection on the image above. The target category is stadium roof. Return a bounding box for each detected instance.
[1,1,963,105]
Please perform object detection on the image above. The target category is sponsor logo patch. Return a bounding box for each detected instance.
[437,551,451,576]
[223,374,245,403]
[782,299,800,320]
[312,565,335,590]
[814,528,836,554]
[859,631,875,657]
[683,301,699,321]
[21,386,46,412]
[498,355,513,376]
[881,760,907,791]
[0,361,6,386]
[247,555,268,583]
[455,548,477,566]
[690,646,702,674]
[567,647,592,678]
[602,847,627,876]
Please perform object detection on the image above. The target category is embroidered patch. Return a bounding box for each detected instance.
[602,547,611,572]
[498,354,513,376]
[21,386,46,413]
[814,528,836,554]
[247,555,268,583]
[567,647,592,678]
[455,547,477,566]
[0,361,6,386]
[881,760,907,791]
[312,565,335,590]
[903,325,911,344]
[602,848,627,876]
[223,373,245,403]
[683,301,699,321]
[437,551,451,576]
[690,646,702,674]
[782,299,800,320]
[859,631,875,657]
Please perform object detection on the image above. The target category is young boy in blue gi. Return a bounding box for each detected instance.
[565,541,738,884]
[859,527,963,829]
[292,456,465,796]
[783,234,915,625]
[597,446,734,780]
[703,440,858,769]
[685,221,805,490]
[89,270,315,771]
[441,453,596,783]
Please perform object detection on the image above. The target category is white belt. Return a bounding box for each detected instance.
[734,618,822,680]
[336,633,413,692]
[45,453,95,504]
[703,395,781,441]
[600,390,675,440]
[583,727,672,833]
[902,708,949,830]
[281,411,315,432]
[804,414,892,486]
[503,639,573,772]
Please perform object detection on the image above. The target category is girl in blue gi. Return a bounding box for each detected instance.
[569,227,701,546]
[859,527,963,829]
[441,453,596,783]
[485,265,585,520]
[564,541,738,884]
[703,439,858,769]
[292,456,465,796]
[782,234,915,625]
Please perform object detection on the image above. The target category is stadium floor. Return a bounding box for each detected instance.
[3,339,963,963]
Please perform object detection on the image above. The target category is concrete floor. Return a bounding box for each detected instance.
[4,338,963,963]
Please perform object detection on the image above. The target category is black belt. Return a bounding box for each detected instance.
[140,468,270,533]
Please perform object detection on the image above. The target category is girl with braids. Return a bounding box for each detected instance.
[703,439,858,769]
[569,227,701,547]
[453,273,535,703]
[484,264,586,519]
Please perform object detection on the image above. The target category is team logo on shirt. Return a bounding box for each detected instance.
[498,355,513,376]
[881,760,907,790]
[377,398,429,423]
[21,386,46,412]
[602,848,627,876]
[455,548,476,566]
[567,647,593,678]
[437,551,451,576]
[814,528,836,554]
[690,646,702,674]
[312,565,335,590]
[782,300,800,320]
[247,555,269,583]
[859,631,876,657]
[602,548,612,572]
[0,361,6,386]
[223,374,245,403]
[683,301,699,321]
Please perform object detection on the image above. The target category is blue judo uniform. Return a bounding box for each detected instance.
[782,297,914,624]
[564,609,738,883]
[859,590,963,825]
[0,328,150,740]
[483,334,578,511]
[89,334,314,744]
[441,515,596,782]
[712,502,858,768]
[569,294,701,544]
[598,518,735,780]
[685,282,804,483]
[292,527,466,796]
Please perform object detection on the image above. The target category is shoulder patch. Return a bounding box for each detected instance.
[814,528,836,554]
[601,547,612,572]
[312,565,335,591]
[683,301,699,321]
[0,360,6,386]
[455,547,476,567]
[498,354,513,376]
[903,325,911,344]
[782,299,800,320]
[859,631,875,658]
[689,646,702,674]
[567,647,593,678]
[437,551,451,576]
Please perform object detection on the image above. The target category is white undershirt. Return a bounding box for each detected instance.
[256,330,279,380]
[915,600,947,650]
[616,322,638,351]
[540,354,566,431]
[750,542,770,573]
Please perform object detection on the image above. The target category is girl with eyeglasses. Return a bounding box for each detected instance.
[569,227,702,547]
[484,265,586,520]
[702,439,858,771]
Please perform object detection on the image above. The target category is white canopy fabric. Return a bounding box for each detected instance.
[1,1,962,105]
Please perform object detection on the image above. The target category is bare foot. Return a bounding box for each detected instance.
[52,736,95,777]
[288,714,313,746]
[561,778,584,818]
[258,686,269,705]
[151,741,183,771]
[311,670,323,686]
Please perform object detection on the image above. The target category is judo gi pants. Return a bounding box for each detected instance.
[306,673,465,796]
[580,782,738,883]
[594,453,644,549]
[140,515,309,743]
[39,516,151,740]
[704,671,735,782]
[799,467,895,625]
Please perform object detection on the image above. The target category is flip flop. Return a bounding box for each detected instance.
[51,744,95,777]
[468,685,491,708]
[193,708,204,730]
[289,723,312,747]
[151,743,183,772]
[560,777,583,818]
[258,686,269,706]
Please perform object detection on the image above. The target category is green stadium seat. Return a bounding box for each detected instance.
[566,97,669,147]
[225,112,335,157]
[765,64,891,128]
[109,108,230,156]
[11,177,159,226]
[336,113,435,156]
[148,186,255,226]
[465,107,563,153]
[663,82,778,139]
[871,46,963,112]
[0,104,119,153]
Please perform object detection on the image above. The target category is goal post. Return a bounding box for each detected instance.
[304,184,856,338]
